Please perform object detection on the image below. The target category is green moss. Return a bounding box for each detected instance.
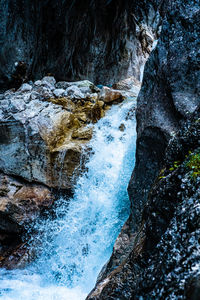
[158,168,166,180]
[195,118,200,123]
[186,151,200,179]
[169,161,181,172]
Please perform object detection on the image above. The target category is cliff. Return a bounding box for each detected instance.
[87,0,200,298]
[0,0,161,91]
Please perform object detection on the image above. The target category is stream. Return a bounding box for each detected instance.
[0,98,137,300]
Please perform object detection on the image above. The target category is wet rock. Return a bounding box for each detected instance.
[53,88,65,98]
[0,173,54,233]
[99,87,124,104]
[0,172,54,269]
[128,0,200,227]
[0,242,35,270]
[119,123,126,132]
[0,79,113,190]
[112,76,141,92]
[0,1,162,91]
[87,1,200,298]
[19,83,32,92]
[72,127,93,140]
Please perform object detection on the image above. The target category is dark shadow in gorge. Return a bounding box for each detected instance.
[0,0,162,91]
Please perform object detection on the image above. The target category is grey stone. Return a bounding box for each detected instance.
[41,76,56,86]
[53,88,65,98]
[64,85,85,99]
[34,80,42,86]
[55,81,71,89]
[87,1,200,299]
[19,83,32,92]
[128,0,200,227]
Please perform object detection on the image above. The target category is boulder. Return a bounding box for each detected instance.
[99,87,124,103]
[64,85,85,99]
[0,172,54,269]
[0,80,107,190]
[41,76,56,87]
[19,83,32,92]
[53,88,65,98]
[0,173,54,233]
[112,76,141,91]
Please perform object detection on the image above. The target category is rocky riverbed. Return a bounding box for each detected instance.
[0,0,199,299]
[87,0,200,299]
[0,75,140,269]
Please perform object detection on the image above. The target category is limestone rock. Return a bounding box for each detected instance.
[64,85,85,99]
[99,87,124,103]
[41,76,56,87]
[53,88,65,98]
[72,127,93,140]
[112,76,141,91]
[19,83,32,92]
[0,172,54,235]
[0,80,108,190]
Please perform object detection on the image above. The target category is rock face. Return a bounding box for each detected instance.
[0,76,139,268]
[0,172,54,269]
[0,77,136,191]
[0,0,162,91]
[87,107,200,300]
[87,0,200,298]
[129,0,200,226]
[0,173,53,233]
[0,77,110,190]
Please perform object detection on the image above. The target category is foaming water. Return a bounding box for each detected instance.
[0,99,137,300]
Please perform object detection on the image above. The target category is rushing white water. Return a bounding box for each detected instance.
[0,98,137,300]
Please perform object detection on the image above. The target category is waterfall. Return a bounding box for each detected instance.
[0,98,137,300]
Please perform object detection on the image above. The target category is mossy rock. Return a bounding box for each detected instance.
[185,150,200,179]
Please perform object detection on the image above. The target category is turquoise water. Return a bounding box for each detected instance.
[0,99,137,300]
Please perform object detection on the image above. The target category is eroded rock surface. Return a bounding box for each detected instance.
[0,0,163,91]
[129,0,200,226]
[0,172,54,269]
[0,76,139,269]
[0,77,127,190]
[87,0,200,298]
[87,104,200,300]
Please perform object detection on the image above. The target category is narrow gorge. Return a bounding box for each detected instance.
[0,0,199,299]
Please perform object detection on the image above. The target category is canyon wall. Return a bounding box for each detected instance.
[87,0,200,298]
[0,0,162,91]
[128,0,200,227]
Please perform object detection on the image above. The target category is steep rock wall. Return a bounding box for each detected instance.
[87,0,200,298]
[0,0,162,91]
[128,0,200,226]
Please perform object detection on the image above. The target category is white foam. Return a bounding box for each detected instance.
[0,99,137,299]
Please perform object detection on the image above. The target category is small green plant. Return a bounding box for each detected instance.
[169,161,181,172]
[158,168,166,179]
[186,151,200,179]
